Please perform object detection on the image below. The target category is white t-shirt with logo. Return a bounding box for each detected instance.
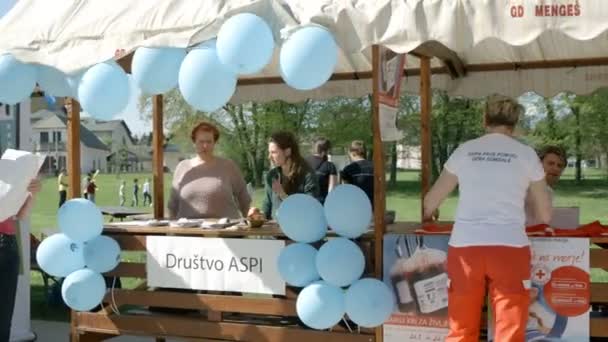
[444,133,545,247]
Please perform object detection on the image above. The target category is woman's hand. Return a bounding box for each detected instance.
[247,207,261,218]
[271,179,287,200]
[27,178,42,196]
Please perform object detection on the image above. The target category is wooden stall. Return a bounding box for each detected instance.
[2,1,606,341]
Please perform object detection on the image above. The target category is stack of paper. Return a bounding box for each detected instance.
[0,149,46,221]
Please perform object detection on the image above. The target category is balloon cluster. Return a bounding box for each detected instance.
[276,185,395,330]
[0,13,338,120]
[36,199,121,311]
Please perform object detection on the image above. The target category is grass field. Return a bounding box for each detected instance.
[27,168,608,321]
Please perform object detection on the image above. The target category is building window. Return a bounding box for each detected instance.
[40,132,49,143]
[53,131,62,142]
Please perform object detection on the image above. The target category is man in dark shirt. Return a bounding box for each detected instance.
[340,140,374,208]
[306,137,337,203]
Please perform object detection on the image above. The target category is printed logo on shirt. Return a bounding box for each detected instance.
[468,151,518,163]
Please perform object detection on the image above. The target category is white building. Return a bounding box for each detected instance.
[0,100,33,154]
[31,110,110,174]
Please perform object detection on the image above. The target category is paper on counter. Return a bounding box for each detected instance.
[0,149,46,222]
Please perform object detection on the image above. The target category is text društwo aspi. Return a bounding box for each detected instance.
[165,253,263,273]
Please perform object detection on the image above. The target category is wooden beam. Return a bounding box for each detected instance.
[590,248,608,270]
[75,313,375,342]
[371,44,386,342]
[236,57,608,87]
[102,289,297,316]
[411,41,467,79]
[152,95,165,219]
[419,57,432,221]
[66,98,81,199]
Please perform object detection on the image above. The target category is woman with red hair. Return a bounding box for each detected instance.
[168,121,251,220]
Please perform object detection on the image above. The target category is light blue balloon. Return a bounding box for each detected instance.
[345,278,395,328]
[58,198,103,242]
[0,54,37,104]
[35,233,85,277]
[132,47,186,95]
[324,184,372,239]
[217,13,274,75]
[78,61,130,119]
[66,69,86,100]
[178,41,237,112]
[84,235,121,273]
[279,26,338,90]
[37,65,71,97]
[277,243,319,287]
[61,269,106,311]
[296,281,345,330]
[316,238,364,287]
[276,194,327,243]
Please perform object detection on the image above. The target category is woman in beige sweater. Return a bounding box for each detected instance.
[168,122,251,220]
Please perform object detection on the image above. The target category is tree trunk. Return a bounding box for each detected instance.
[574,105,583,183]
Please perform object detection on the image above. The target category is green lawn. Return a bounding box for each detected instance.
[28,169,608,321]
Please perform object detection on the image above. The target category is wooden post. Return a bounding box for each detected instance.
[371,44,386,342]
[420,57,432,220]
[66,98,81,199]
[152,95,165,219]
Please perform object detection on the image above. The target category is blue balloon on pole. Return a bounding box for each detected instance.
[279,26,338,90]
[345,278,395,328]
[178,41,237,112]
[84,235,121,273]
[37,65,71,97]
[0,54,37,104]
[276,194,327,243]
[216,13,275,75]
[78,61,130,119]
[296,281,345,330]
[316,238,364,287]
[35,233,85,277]
[277,243,319,287]
[132,47,186,95]
[324,184,372,239]
[58,198,103,242]
[62,269,106,311]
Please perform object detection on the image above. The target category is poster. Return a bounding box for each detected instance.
[489,238,590,342]
[377,46,406,142]
[383,234,450,342]
[383,235,590,342]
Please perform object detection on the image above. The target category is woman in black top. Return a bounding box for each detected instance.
[340,140,374,208]
[305,137,337,204]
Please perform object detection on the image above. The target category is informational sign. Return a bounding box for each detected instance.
[383,235,450,342]
[147,236,285,295]
[489,238,590,341]
[383,235,590,342]
[377,46,406,142]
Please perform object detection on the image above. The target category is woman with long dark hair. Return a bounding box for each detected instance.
[250,131,319,219]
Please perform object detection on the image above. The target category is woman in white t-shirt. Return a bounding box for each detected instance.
[423,94,552,342]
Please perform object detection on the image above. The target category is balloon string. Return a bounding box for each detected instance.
[110,277,120,315]
[341,317,354,333]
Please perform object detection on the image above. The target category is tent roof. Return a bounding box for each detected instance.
[1,0,608,99]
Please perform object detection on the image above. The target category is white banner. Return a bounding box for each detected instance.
[147,236,285,295]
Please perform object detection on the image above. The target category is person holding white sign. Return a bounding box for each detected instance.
[168,122,251,220]
[0,178,41,342]
[423,95,552,342]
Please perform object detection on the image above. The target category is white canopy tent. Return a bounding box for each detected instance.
[1,0,608,100]
[2,1,607,339]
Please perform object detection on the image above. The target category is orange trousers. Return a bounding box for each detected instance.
[446,245,531,342]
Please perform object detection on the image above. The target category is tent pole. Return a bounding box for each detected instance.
[420,57,432,220]
[152,94,164,219]
[371,44,386,342]
[66,98,81,199]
